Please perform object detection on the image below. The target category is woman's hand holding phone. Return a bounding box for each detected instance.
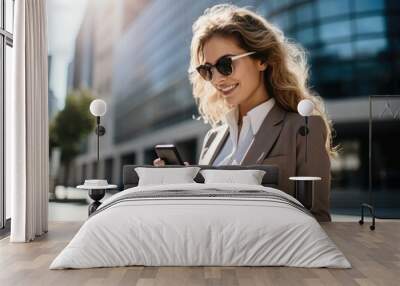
[153,158,165,166]
[154,144,189,166]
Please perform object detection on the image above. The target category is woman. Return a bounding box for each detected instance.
[154,4,334,222]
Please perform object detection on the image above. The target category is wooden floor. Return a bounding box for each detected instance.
[0,221,399,286]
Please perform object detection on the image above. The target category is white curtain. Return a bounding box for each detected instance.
[7,0,49,242]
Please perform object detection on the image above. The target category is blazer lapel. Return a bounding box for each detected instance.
[241,104,287,165]
[199,125,229,165]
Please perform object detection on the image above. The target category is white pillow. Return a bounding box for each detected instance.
[135,167,200,186]
[200,169,266,185]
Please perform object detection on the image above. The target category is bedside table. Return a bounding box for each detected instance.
[77,180,118,216]
[289,176,321,210]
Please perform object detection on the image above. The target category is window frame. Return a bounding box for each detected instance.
[0,0,14,233]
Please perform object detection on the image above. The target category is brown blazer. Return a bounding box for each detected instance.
[198,104,331,222]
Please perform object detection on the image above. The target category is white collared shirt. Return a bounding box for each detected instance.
[213,98,275,166]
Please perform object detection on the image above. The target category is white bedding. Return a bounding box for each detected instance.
[50,183,351,269]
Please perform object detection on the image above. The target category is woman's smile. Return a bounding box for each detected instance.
[217,83,239,96]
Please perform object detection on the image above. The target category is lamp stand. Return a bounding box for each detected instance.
[298,117,309,163]
[95,116,106,163]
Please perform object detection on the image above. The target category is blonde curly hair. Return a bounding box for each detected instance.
[189,4,336,157]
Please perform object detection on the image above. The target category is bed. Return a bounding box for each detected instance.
[50,165,350,269]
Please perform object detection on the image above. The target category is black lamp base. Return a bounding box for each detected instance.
[294,180,314,210]
[88,189,105,216]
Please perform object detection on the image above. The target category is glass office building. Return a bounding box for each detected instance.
[264,0,399,99]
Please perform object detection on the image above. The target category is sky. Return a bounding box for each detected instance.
[47,0,89,109]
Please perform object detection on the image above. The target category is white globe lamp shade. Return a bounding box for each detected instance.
[297,99,314,117]
[90,99,107,117]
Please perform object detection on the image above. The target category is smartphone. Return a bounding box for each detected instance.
[155,144,184,165]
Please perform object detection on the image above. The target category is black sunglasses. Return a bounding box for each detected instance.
[194,51,256,81]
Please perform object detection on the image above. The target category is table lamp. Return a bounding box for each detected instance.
[297,99,314,163]
[89,99,107,162]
